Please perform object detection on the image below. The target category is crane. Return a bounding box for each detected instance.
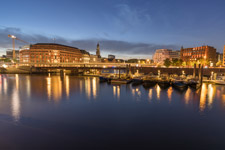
[8,34,29,59]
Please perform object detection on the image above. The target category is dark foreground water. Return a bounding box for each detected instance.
[0,74,225,150]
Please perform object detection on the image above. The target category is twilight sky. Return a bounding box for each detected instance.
[0,0,225,59]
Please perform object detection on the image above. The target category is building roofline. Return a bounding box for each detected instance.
[32,43,79,49]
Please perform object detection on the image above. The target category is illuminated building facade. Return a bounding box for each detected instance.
[153,49,180,65]
[180,45,217,64]
[20,43,85,64]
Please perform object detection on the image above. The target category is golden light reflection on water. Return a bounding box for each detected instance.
[65,76,70,99]
[92,78,97,99]
[113,86,120,100]
[46,77,51,100]
[200,83,207,112]
[167,87,173,103]
[12,75,20,122]
[148,89,153,102]
[113,86,116,97]
[156,85,161,100]
[117,86,120,99]
[47,76,62,101]
[85,77,91,100]
[26,76,31,98]
[15,74,19,90]
[184,88,191,105]
[80,80,83,94]
[207,84,215,110]
[3,77,7,94]
[2,75,225,117]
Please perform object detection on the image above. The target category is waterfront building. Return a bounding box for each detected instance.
[96,43,101,58]
[108,55,115,61]
[153,49,180,65]
[6,49,20,61]
[89,54,100,63]
[81,50,90,63]
[180,45,217,65]
[20,43,85,64]
[216,52,223,63]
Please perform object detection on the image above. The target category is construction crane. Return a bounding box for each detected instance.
[8,34,29,59]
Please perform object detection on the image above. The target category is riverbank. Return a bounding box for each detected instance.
[1,66,225,76]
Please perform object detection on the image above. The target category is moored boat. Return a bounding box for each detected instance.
[143,80,157,88]
[172,80,188,90]
[212,80,225,85]
[188,79,201,89]
[111,79,132,84]
[132,78,143,86]
[99,76,109,82]
[158,80,171,89]
[157,76,171,89]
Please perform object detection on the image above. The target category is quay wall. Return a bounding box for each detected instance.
[132,67,225,76]
[1,66,225,76]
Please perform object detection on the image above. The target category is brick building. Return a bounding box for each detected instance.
[180,45,217,64]
[20,43,85,64]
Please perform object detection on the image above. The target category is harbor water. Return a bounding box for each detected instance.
[0,74,225,149]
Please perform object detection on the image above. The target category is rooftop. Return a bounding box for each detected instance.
[33,43,79,49]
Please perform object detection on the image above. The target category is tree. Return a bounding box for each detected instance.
[164,58,171,68]
[172,58,179,66]
[216,60,222,67]
[178,59,183,66]
[171,58,183,66]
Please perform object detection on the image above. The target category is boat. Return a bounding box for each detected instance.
[157,76,171,89]
[158,80,171,89]
[211,75,225,85]
[143,80,157,88]
[110,78,132,84]
[172,80,188,90]
[212,80,225,85]
[132,78,143,86]
[187,79,201,89]
[142,73,158,88]
[99,76,109,82]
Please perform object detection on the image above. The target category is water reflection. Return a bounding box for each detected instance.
[207,84,215,110]
[46,77,51,100]
[85,77,91,100]
[11,74,20,122]
[113,86,120,100]
[26,76,31,98]
[92,78,97,99]
[65,76,70,99]
[3,76,8,94]
[148,89,153,101]
[0,75,225,121]
[156,85,161,100]
[184,88,191,105]
[167,87,173,102]
[200,83,207,112]
[12,87,20,122]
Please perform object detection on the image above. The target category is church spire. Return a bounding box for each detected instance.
[181,46,183,50]
[96,42,101,58]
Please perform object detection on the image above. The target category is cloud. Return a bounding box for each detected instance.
[0,27,180,57]
[104,3,152,34]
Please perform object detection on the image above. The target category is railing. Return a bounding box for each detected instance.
[17,62,154,68]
